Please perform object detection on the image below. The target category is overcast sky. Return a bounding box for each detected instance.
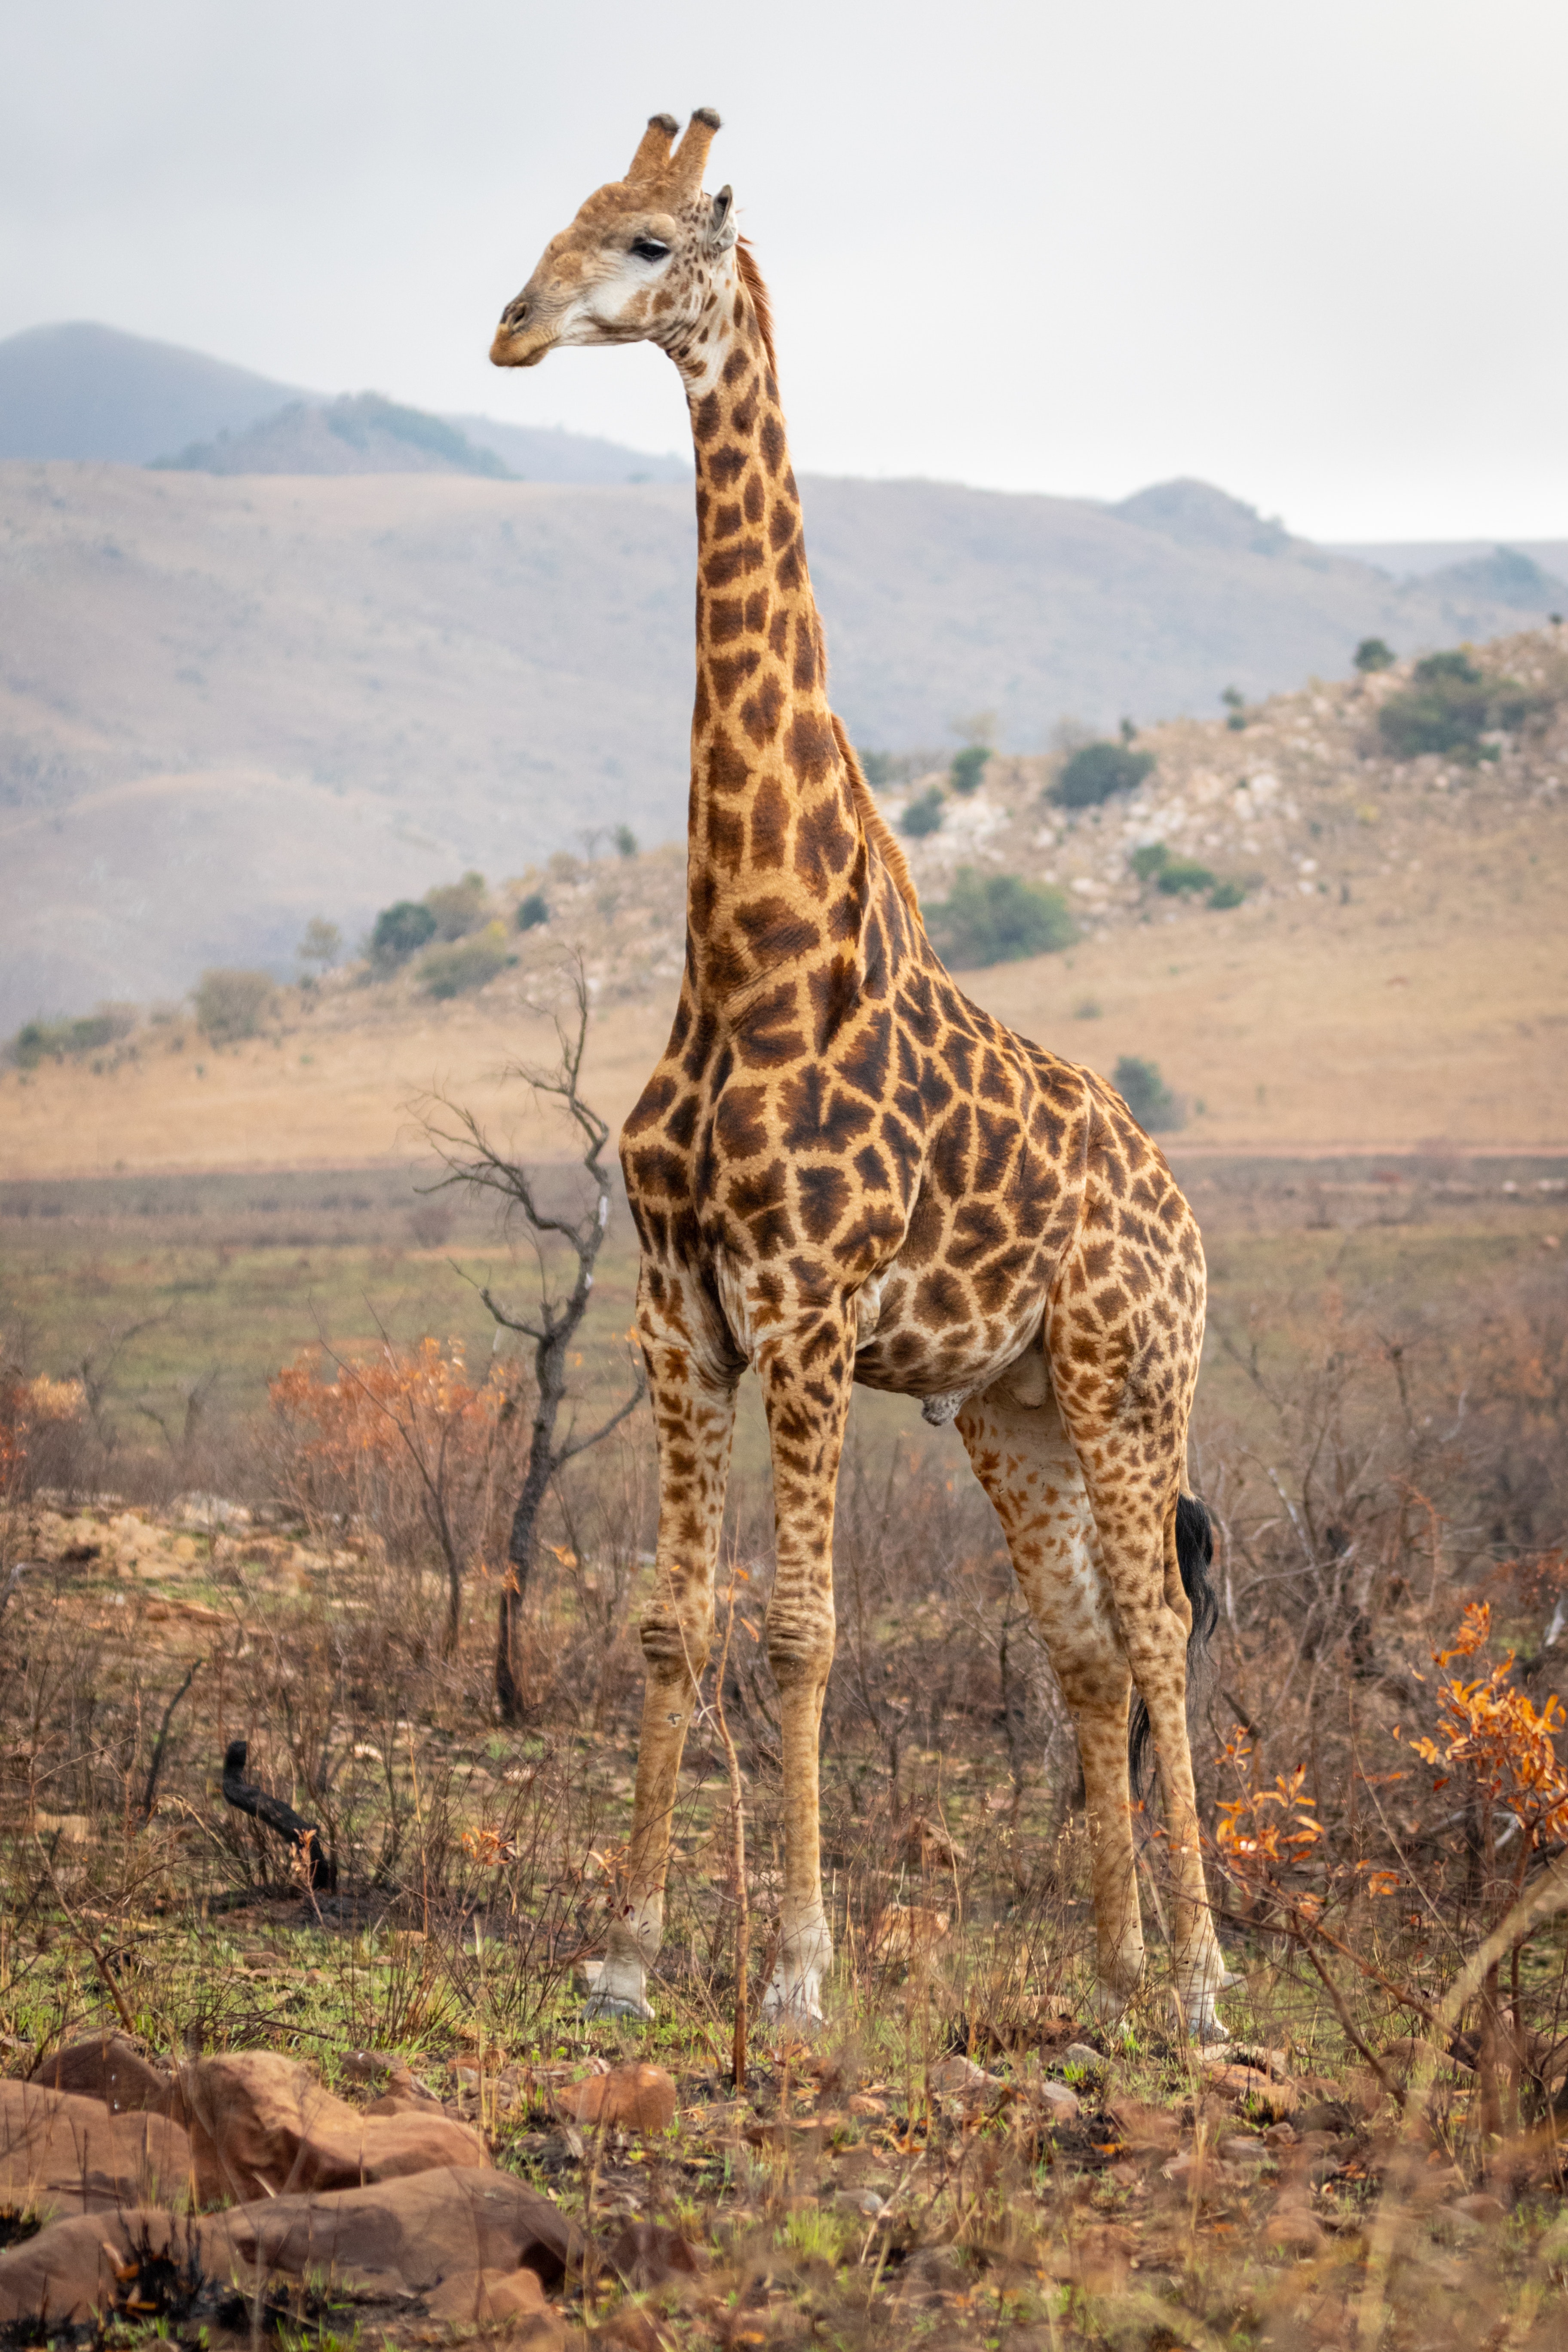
[3,0,1564,541]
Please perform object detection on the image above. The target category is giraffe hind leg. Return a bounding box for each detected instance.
[956,1377,1148,2028]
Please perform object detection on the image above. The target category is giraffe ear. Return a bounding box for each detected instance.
[708,185,736,252]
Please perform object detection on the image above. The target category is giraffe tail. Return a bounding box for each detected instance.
[1128,1494,1219,1800]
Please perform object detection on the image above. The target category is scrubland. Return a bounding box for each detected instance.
[4,1152,1568,2347]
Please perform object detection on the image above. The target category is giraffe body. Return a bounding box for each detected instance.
[491,110,1233,2038]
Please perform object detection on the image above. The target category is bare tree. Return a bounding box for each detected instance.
[418,959,645,1722]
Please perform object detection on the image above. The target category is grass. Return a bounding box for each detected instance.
[4,1148,1568,2343]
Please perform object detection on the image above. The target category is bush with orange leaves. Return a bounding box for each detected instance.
[1,1340,85,1501]
[269,1337,524,1657]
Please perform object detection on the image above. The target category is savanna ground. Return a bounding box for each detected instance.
[5,1142,1568,2348]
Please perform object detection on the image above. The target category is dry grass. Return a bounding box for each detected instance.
[3,1170,1568,2345]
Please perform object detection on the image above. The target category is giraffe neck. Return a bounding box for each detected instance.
[668,255,863,1000]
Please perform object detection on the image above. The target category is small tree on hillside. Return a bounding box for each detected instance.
[417,959,645,1722]
[193,968,275,1043]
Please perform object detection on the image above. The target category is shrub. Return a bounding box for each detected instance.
[901,786,946,838]
[424,871,488,941]
[419,923,514,999]
[859,749,894,786]
[192,968,275,1043]
[1157,856,1216,896]
[1112,1054,1182,1132]
[1354,636,1395,673]
[926,869,1075,967]
[297,917,341,975]
[1129,842,1170,882]
[949,746,991,796]
[516,891,549,931]
[9,1007,135,1068]
[1207,876,1246,909]
[613,824,639,859]
[1053,741,1154,808]
[1221,686,1248,730]
[371,899,438,968]
[1376,649,1541,763]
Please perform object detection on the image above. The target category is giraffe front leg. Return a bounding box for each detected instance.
[588,1286,738,2023]
[754,1310,854,2029]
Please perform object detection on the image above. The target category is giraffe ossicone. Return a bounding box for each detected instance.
[491,109,1234,2043]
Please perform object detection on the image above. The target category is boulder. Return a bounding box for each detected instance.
[31,2034,176,2116]
[0,2208,230,2328]
[0,2079,190,2218]
[221,2164,582,2293]
[424,2263,551,2320]
[0,2170,583,2329]
[177,2050,487,2203]
[566,2064,677,2137]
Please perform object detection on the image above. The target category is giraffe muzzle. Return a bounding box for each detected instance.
[490,298,556,369]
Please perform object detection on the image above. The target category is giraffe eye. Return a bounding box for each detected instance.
[630,238,671,263]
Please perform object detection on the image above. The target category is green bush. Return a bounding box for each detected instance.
[1221,686,1248,731]
[613,824,639,859]
[424,871,488,940]
[901,786,946,838]
[9,1008,135,1068]
[193,968,275,1044]
[371,900,438,968]
[419,924,514,999]
[859,750,894,787]
[516,891,549,931]
[1354,637,1395,673]
[1131,841,1242,905]
[926,869,1075,968]
[1157,856,1216,896]
[949,746,991,796]
[1377,649,1542,764]
[1112,1054,1182,1132]
[1053,741,1154,808]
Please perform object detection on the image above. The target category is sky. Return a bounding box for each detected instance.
[2,0,1565,542]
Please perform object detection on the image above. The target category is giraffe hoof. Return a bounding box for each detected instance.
[583,1991,655,2023]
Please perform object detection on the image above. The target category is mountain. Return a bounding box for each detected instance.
[153,393,515,479]
[0,322,310,464]
[6,626,1565,1176]
[3,456,1560,1029]
[0,321,690,484]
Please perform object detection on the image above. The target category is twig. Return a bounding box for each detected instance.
[34,1835,137,2036]
[139,1662,198,1823]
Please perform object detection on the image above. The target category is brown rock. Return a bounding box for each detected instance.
[178,2050,488,2203]
[31,2034,175,2116]
[593,2314,669,2352]
[0,2171,584,2329]
[0,2079,191,2218]
[608,2218,704,2289]
[223,2164,583,2292]
[1265,2202,1325,2251]
[424,2263,549,2319]
[0,2208,239,2328]
[1452,2191,1508,2225]
[567,2064,677,2137]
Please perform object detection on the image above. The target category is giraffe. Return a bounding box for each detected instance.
[490,109,1236,2039]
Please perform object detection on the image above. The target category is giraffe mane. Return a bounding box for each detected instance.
[735,238,778,379]
[831,714,922,922]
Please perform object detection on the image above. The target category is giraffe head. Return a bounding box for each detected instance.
[490,110,735,372]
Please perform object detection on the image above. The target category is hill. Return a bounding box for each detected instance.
[0,322,310,464]
[153,393,516,479]
[4,627,1564,1179]
[4,452,1562,1029]
[0,320,689,482]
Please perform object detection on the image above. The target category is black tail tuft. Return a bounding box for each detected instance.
[1129,1493,1219,1800]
